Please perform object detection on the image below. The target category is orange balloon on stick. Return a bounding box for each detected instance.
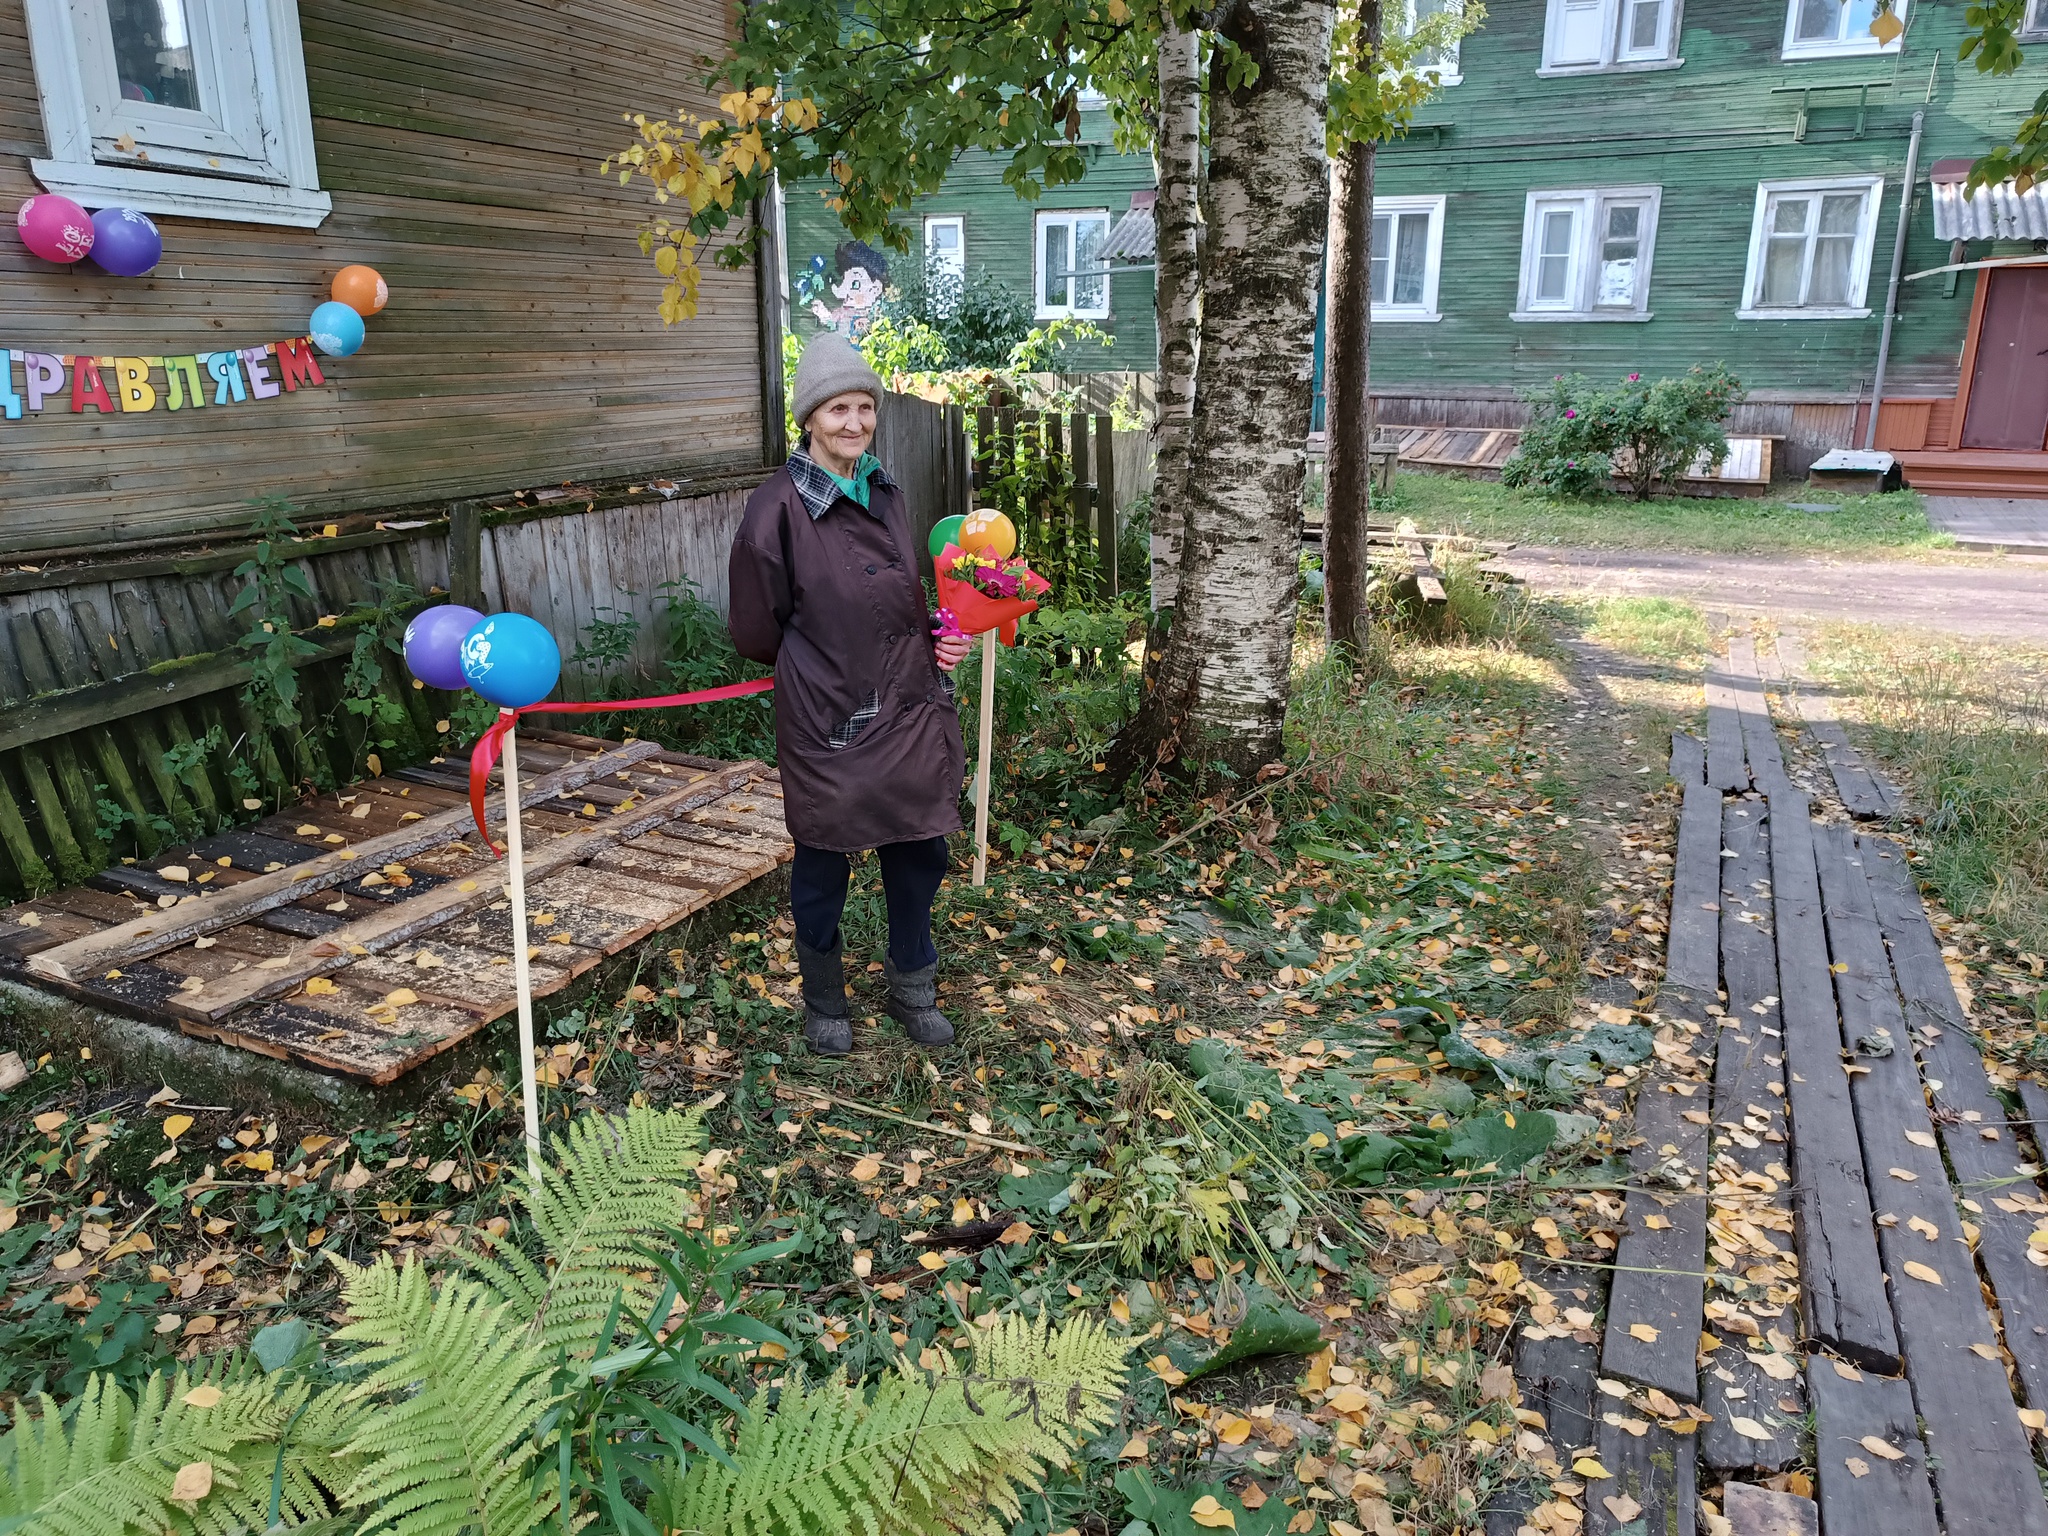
[331,264,389,316]
[959,508,1017,559]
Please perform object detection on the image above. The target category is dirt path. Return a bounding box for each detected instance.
[1498,544,2048,640]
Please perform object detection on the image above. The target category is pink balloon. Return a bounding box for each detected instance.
[17,195,95,264]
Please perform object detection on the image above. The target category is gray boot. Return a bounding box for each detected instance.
[794,935,852,1056]
[884,956,954,1046]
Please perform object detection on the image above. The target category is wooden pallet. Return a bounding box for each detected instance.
[0,728,791,1084]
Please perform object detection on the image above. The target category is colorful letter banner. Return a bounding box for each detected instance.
[0,339,329,421]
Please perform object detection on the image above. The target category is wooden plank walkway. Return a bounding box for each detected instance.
[1523,633,2048,1535]
[0,728,791,1082]
[1774,635,1899,818]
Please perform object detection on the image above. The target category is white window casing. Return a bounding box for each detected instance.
[2024,0,2048,36]
[1371,194,1446,322]
[1781,0,1906,60]
[1737,175,1884,319]
[1514,186,1662,320]
[1540,0,1683,74]
[923,215,965,280]
[24,0,329,227]
[1392,0,1463,85]
[1035,209,1111,320]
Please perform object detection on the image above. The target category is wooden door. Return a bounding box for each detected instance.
[1961,267,2048,450]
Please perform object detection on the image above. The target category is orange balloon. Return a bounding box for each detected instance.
[959,508,1017,559]
[331,264,389,316]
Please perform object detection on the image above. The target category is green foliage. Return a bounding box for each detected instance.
[229,496,322,736]
[569,605,645,700]
[0,1362,347,1536]
[651,1311,1129,1536]
[1328,0,1486,153]
[1073,1135,1234,1268]
[880,261,1036,372]
[1118,1468,1296,1536]
[338,579,421,770]
[330,1258,559,1536]
[464,1102,707,1359]
[1502,367,1743,502]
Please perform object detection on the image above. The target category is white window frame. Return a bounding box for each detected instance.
[923,216,964,278]
[1513,186,1662,320]
[23,0,329,227]
[1034,209,1111,320]
[1371,194,1447,323]
[1737,175,1884,320]
[2023,0,2048,37]
[1391,0,1464,85]
[1781,0,1906,60]
[1540,0,1684,73]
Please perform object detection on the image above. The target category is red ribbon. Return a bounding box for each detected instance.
[467,679,775,851]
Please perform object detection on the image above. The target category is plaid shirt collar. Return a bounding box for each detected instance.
[787,444,895,522]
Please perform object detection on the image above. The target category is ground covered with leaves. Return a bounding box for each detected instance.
[0,596,1775,1535]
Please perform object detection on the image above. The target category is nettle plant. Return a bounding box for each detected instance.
[1502,365,1744,502]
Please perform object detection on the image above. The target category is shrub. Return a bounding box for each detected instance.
[1502,366,1744,501]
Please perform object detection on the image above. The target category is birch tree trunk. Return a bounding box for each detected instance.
[1110,0,1335,786]
[1321,6,1376,656]
[1147,11,1203,621]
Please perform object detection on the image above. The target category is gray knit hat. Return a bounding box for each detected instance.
[791,331,883,431]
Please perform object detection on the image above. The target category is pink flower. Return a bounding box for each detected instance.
[1563,409,1577,419]
[1627,372,1641,382]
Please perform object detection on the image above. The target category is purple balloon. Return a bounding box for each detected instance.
[403,604,484,690]
[87,206,161,276]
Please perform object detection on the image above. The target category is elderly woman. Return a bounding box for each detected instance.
[728,334,974,1056]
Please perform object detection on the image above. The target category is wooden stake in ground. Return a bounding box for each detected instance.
[971,628,997,886]
[497,712,542,1178]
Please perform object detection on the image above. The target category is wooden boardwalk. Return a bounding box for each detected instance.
[0,729,790,1083]
[1526,644,2048,1536]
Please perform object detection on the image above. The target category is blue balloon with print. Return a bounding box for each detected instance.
[401,603,483,691]
[308,299,366,357]
[86,206,161,276]
[459,613,560,708]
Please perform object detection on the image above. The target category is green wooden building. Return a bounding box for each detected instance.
[1365,0,2048,490]
[780,104,1159,373]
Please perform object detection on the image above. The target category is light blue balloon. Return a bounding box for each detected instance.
[459,612,561,709]
[308,299,366,357]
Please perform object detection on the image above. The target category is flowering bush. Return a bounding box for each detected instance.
[1501,366,1744,501]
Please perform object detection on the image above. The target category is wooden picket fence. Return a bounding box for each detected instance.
[971,407,1123,601]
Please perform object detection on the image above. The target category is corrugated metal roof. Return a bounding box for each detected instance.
[1099,192,1157,262]
[1929,158,2048,241]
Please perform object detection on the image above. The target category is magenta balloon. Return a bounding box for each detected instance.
[16,195,94,264]
[402,604,484,690]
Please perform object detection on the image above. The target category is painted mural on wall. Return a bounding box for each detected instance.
[797,239,889,338]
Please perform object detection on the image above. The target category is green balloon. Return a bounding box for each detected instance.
[928,514,967,559]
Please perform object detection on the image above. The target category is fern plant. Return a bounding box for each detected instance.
[464,1101,708,1359]
[650,1312,1131,1536]
[330,1257,560,1536]
[0,1358,351,1536]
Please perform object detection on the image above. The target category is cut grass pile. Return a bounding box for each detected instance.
[1387,471,1946,558]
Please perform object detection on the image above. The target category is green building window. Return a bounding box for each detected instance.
[1370,195,1446,321]
[1781,0,1904,58]
[1036,210,1110,320]
[1540,0,1679,73]
[1514,187,1660,320]
[1739,176,1883,319]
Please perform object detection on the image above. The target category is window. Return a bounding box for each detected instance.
[1035,210,1110,319]
[23,0,328,226]
[924,216,964,280]
[1781,0,1905,58]
[1738,177,1883,318]
[1371,195,1446,322]
[1514,187,1661,319]
[1392,0,1463,83]
[2024,0,2048,36]
[1542,0,1681,70]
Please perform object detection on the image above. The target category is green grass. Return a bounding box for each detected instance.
[1385,469,1951,557]
[1578,596,1713,665]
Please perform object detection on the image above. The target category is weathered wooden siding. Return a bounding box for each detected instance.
[784,107,1159,372]
[0,0,763,556]
[1370,0,2042,400]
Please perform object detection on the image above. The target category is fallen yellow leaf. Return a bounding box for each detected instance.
[1628,1323,1660,1342]
[1215,1414,1253,1445]
[1602,1494,1642,1523]
[162,1114,193,1141]
[1730,1416,1771,1441]
[2023,1408,2048,1431]
[1119,1435,1149,1460]
[848,1156,882,1182]
[1846,1456,1871,1477]
[181,1385,223,1409]
[303,977,339,996]
[1573,1458,1613,1479]
[1859,1435,1906,1461]
[1903,1261,1942,1285]
[170,1462,213,1502]
[1189,1495,1236,1530]
[916,1252,947,1271]
[1148,1354,1188,1386]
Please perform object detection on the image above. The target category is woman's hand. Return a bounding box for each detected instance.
[933,633,972,672]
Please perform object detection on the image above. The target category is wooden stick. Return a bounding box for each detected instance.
[500,716,542,1179]
[793,1086,1038,1156]
[971,628,997,886]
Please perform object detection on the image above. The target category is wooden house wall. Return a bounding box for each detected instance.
[0,0,765,558]
[1369,0,2040,402]
[784,108,1159,373]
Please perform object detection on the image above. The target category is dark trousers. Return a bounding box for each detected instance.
[789,836,949,971]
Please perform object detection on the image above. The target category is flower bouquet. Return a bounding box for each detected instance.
[932,544,1050,647]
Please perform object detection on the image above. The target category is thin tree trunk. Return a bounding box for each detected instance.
[1321,0,1378,657]
[1110,0,1335,787]
[1148,9,1203,624]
